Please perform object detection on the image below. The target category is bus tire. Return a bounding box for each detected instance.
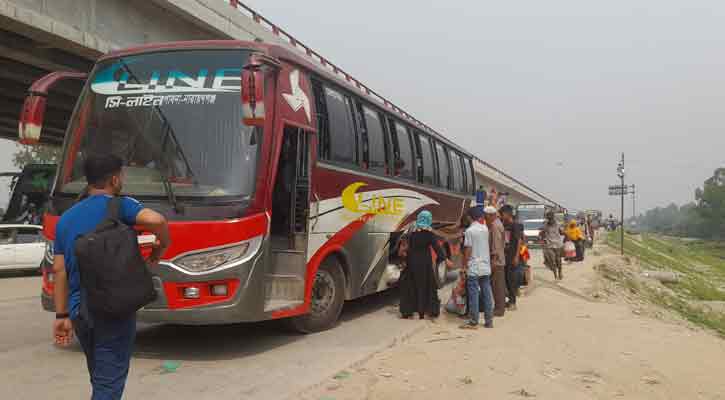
[289,257,345,333]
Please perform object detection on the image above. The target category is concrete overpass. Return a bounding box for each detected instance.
[473,158,561,208]
[0,0,244,143]
[0,0,560,207]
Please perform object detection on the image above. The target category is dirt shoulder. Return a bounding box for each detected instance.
[298,243,725,400]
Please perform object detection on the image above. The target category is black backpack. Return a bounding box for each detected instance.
[75,197,156,319]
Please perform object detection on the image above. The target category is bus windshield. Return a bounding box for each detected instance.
[57,49,261,201]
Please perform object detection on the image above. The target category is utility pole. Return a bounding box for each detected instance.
[617,153,625,255]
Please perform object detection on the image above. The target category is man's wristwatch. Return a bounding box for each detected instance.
[55,312,70,319]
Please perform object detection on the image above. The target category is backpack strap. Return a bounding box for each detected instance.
[107,196,122,221]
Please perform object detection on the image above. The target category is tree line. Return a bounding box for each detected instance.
[633,168,725,239]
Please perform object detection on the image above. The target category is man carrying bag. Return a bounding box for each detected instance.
[52,154,170,400]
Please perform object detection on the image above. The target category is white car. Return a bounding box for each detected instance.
[0,224,45,272]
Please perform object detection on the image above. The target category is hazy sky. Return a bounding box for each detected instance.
[245,0,725,215]
[1,1,723,216]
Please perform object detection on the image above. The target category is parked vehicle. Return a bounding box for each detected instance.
[522,219,545,247]
[517,203,552,245]
[0,224,44,272]
[1,164,56,225]
[22,40,476,332]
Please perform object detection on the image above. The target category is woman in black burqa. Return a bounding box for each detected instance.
[399,210,452,319]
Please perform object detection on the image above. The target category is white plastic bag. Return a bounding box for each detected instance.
[564,241,576,259]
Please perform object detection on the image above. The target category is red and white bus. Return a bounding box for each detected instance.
[21,40,476,332]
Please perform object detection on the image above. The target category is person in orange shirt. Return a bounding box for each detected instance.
[519,243,532,286]
[565,220,585,262]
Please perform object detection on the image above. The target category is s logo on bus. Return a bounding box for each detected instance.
[341,182,404,216]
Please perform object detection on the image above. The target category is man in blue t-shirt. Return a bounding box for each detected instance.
[52,154,170,400]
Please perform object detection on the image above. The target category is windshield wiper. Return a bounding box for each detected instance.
[158,119,184,215]
[117,58,190,214]
[161,174,183,214]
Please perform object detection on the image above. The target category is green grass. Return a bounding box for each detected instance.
[606,229,725,336]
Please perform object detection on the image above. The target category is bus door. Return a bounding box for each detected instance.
[266,126,312,311]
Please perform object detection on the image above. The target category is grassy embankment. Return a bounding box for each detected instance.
[606,230,725,336]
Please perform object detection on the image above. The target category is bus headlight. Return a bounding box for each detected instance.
[174,242,251,273]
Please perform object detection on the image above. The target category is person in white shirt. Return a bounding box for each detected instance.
[460,206,494,329]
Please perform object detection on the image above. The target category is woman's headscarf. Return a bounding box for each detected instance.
[566,220,582,240]
[416,210,433,230]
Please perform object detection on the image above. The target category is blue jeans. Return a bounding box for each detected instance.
[466,275,493,324]
[73,316,136,400]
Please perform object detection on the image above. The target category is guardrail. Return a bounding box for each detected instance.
[227,0,446,144]
[225,0,562,210]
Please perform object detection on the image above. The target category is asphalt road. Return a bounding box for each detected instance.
[0,249,555,400]
[0,274,429,400]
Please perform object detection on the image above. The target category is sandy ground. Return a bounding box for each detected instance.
[300,245,725,400]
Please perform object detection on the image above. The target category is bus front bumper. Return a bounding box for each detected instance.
[137,249,270,325]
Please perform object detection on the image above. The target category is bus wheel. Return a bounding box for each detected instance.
[289,257,345,333]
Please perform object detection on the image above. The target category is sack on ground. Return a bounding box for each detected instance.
[445,292,466,316]
[445,274,467,316]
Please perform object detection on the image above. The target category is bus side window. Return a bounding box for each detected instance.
[380,114,393,175]
[391,121,415,180]
[450,152,465,192]
[435,142,451,190]
[352,101,368,169]
[463,157,475,194]
[460,154,468,193]
[416,133,436,186]
[323,85,357,166]
[360,105,388,175]
[312,80,330,161]
[413,132,423,184]
[461,156,469,194]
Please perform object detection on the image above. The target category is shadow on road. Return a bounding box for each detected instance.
[132,287,402,362]
[339,287,400,323]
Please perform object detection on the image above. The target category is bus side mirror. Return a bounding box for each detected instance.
[19,95,47,145]
[18,71,87,145]
[242,54,281,127]
[241,67,265,127]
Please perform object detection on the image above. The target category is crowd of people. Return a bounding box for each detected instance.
[398,204,534,330]
[396,202,599,328]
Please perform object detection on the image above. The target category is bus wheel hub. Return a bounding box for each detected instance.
[311,270,335,315]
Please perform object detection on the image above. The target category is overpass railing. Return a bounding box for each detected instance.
[225,0,562,209]
[226,0,457,150]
